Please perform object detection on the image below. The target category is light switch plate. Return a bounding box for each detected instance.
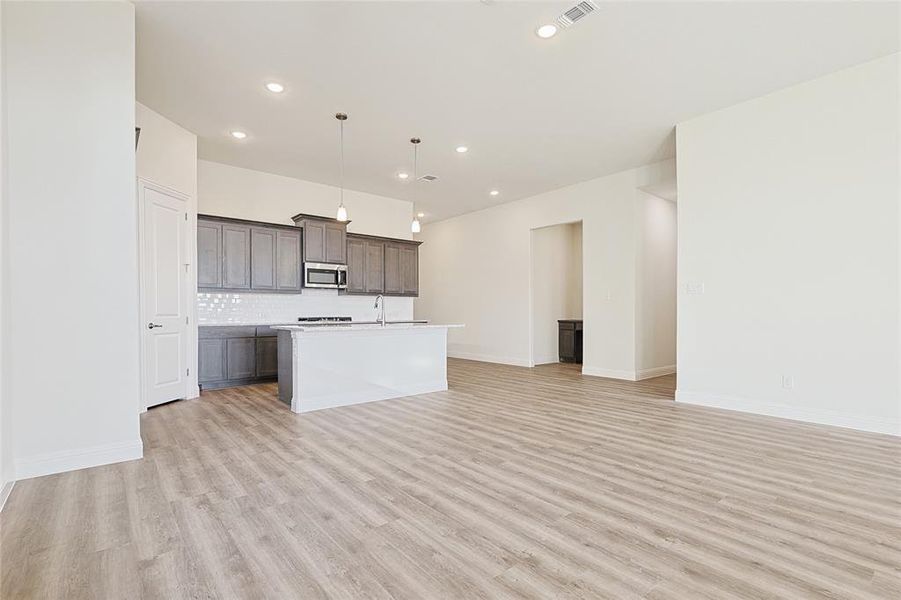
[685,282,705,295]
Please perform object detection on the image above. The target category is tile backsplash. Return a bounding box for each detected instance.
[197,289,415,325]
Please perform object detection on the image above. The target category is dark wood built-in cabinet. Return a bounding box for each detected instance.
[345,234,420,297]
[198,215,303,293]
[198,326,279,390]
[558,319,583,364]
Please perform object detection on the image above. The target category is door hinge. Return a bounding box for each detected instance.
[186,316,189,325]
[186,367,190,376]
[185,213,188,221]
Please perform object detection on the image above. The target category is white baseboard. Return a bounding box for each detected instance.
[0,480,14,512]
[531,356,559,366]
[448,351,531,367]
[676,390,900,436]
[637,364,677,380]
[581,365,638,381]
[15,439,144,481]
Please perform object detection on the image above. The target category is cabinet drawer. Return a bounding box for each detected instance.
[199,326,257,339]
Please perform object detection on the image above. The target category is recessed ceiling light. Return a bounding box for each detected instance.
[397,172,409,180]
[265,82,284,93]
[455,146,468,153]
[490,190,500,196]
[417,212,425,218]
[536,24,558,39]
[230,130,247,139]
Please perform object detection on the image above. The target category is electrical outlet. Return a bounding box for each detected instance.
[782,375,794,390]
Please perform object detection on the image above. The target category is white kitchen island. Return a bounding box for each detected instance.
[273,323,463,413]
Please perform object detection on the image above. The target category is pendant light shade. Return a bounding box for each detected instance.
[335,112,348,222]
[410,137,421,233]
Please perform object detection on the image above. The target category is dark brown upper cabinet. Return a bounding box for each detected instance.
[274,229,302,291]
[222,224,251,290]
[292,213,347,264]
[197,220,223,288]
[346,234,421,297]
[198,215,303,294]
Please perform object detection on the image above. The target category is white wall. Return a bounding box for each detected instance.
[636,193,677,377]
[0,0,12,508]
[676,54,899,435]
[136,103,197,198]
[530,222,583,365]
[198,159,413,240]
[4,2,142,478]
[415,160,675,377]
[136,102,200,399]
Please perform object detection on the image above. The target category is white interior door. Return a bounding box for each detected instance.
[142,184,188,408]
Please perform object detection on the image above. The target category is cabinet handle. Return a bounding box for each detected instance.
[148,322,163,329]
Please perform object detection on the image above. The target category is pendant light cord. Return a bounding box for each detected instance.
[339,118,345,208]
[412,142,418,211]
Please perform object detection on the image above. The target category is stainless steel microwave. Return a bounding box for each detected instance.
[303,262,348,289]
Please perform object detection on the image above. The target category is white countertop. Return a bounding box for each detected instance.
[198,321,295,327]
[272,323,464,335]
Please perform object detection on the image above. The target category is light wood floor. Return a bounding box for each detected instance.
[2,359,899,599]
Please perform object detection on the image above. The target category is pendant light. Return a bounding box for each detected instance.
[335,112,349,222]
[410,137,421,233]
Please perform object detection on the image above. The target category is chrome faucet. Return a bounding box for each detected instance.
[374,295,386,326]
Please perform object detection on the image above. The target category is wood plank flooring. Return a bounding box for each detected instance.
[2,359,899,599]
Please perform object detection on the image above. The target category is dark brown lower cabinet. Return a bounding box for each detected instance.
[199,326,279,390]
[255,337,279,378]
[558,319,583,364]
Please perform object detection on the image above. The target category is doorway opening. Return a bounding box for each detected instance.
[529,221,583,367]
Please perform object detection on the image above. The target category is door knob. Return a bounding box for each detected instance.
[148,322,163,329]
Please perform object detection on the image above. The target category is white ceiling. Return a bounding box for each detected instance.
[136,1,898,223]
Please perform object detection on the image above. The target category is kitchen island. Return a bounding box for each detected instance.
[273,323,463,413]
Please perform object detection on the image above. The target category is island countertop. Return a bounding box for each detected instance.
[272,323,464,335]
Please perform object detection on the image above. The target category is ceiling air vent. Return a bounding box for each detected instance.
[418,174,438,182]
[556,1,598,28]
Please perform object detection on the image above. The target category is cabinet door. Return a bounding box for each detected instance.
[250,227,276,290]
[383,243,402,294]
[275,229,302,291]
[255,337,278,377]
[325,222,346,264]
[303,221,326,262]
[364,241,385,293]
[400,245,418,296]
[222,224,251,289]
[198,338,226,383]
[197,220,222,288]
[346,237,366,293]
[226,337,255,379]
[558,329,575,362]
